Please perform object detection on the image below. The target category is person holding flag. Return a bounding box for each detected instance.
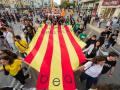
[73,20,80,33]
[14,35,28,58]
[0,51,30,90]
[65,16,70,25]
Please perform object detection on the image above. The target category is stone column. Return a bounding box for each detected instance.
[117,33,120,45]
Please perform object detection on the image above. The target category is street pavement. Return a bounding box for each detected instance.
[0,14,120,90]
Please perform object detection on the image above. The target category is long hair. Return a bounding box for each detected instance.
[95,40,102,47]
[1,50,18,60]
[0,54,14,65]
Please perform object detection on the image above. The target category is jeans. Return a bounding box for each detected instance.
[80,72,98,90]
[13,69,29,85]
[105,41,116,49]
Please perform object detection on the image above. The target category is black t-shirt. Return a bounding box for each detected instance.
[101,57,116,74]
[109,34,118,42]
[101,31,107,37]
[0,30,3,36]
[0,30,3,38]
[99,32,107,41]
[99,31,111,39]
[106,31,112,38]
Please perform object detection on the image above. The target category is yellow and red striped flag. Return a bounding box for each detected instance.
[24,24,86,90]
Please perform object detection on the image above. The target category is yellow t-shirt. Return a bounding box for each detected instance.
[1,59,22,76]
[15,40,28,53]
[70,10,74,15]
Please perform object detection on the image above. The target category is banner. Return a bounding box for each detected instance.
[25,24,86,90]
[102,0,120,6]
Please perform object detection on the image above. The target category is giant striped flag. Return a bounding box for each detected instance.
[24,24,86,90]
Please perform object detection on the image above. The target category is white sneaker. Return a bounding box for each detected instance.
[13,82,20,90]
[19,85,24,89]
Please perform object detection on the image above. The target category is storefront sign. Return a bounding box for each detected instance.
[102,0,120,6]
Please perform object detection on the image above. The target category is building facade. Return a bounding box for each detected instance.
[79,0,120,18]
[79,0,99,16]
[97,0,120,18]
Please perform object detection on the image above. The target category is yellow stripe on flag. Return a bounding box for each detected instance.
[61,26,79,70]
[68,25,86,49]
[49,25,63,90]
[30,25,51,71]
[26,24,44,54]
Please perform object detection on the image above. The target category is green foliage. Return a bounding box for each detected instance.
[60,1,77,9]
[60,1,69,8]
[69,3,75,8]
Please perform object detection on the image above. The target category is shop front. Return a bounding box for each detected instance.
[80,0,95,15]
[92,3,99,17]
[102,8,116,18]
[100,0,120,19]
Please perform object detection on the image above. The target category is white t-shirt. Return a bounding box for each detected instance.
[112,18,118,25]
[106,21,111,26]
[83,44,99,56]
[3,31,14,44]
[84,61,103,78]
[20,23,25,30]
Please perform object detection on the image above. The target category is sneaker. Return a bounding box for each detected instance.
[13,82,20,90]
[19,85,24,90]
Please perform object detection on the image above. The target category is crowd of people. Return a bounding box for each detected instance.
[75,52,119,90]
[0,11,35,89]
[74,12,120,90]
[0,8,120,90]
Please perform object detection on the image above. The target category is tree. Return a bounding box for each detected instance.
[69,3,75,8]
[60,1,70,9]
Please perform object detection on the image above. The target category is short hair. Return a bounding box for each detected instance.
[92,56,106,64]
[106,26,109,29]
[92,35,97,38]
[15,35,21,40]
[109,52,119,57]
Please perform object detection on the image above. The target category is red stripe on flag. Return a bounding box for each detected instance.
[64,25,86,64]
[58,25,76,90]
[36,25,54,90]
[25,24,48,63]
